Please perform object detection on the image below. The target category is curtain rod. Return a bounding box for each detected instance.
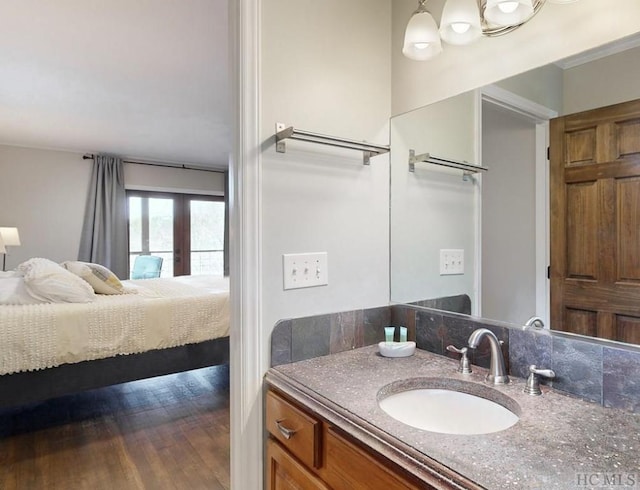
[82,154,226,174]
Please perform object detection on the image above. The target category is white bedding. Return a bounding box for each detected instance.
[0,275,230,376]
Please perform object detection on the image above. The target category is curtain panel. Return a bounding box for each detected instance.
[78,154,128,278]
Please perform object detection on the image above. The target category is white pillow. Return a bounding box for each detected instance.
[17,258,96,303]
[61,261,124,295]
[0,272,46,305]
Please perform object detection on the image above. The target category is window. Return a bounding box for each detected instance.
[127,191,225,277]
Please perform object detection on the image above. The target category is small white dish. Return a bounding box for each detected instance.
[378,341,416,358]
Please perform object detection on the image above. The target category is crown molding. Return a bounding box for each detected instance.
[556,33,640,69]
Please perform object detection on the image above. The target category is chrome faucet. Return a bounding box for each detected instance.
[467,328,509,385]
[524,316,545,330]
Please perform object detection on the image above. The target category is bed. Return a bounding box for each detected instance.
[0,274,230,408]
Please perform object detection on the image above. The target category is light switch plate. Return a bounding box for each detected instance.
[440,249,464,275]
[283,252,328,290]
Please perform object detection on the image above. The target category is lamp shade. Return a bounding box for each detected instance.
[0,235,5,254]
[439,0,482,46]
[484,0,534,27]
[402,9,442,61]
[0,227,21,247]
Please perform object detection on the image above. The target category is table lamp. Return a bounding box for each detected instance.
[0,227,21,271]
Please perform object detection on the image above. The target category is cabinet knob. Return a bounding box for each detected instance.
[275,419,297,440]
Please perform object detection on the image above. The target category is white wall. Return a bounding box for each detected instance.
[0,144,225,270]
[125,163,225,195]
[496,64,564,114]
[260,0,392,334]
[0,145,90,268]
[481,102,537,324]
[563,45,640,115]
[390,91,477,306]
[392,0,640,116]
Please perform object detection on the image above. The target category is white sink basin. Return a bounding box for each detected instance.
[378,381,519,435]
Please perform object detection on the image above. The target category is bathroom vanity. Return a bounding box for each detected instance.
[265,346,640,489]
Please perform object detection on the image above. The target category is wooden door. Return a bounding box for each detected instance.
[550,98,640,344]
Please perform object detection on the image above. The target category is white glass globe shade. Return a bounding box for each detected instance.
[439,0,482,46]
[403,10,443,61]
[484,0,534,27]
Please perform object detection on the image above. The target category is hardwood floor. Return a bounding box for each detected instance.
[0,364,230,490]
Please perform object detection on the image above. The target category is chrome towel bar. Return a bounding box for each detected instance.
[275,123,390,165]
[409,149,488,179]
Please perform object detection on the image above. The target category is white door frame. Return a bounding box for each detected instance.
[230,1,264,489]
[478,85,557,326]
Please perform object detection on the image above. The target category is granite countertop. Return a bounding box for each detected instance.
[266,346,640,490]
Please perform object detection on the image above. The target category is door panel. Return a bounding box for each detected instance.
[565,127,596,165]
[128,195,175,277]
[617,177,640,282]
[566,182,598,280]
[564,308,597,337]
[551,98,640,343]
[190,200,225,275]
[616,315,640,345]
[617,118,640,158]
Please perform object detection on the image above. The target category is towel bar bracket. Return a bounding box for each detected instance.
[275,122,288,154]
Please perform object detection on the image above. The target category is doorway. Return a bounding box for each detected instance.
[478,86,557,326]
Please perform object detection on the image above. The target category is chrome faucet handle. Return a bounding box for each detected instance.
[524,365,555,396]
[446,345,472,374]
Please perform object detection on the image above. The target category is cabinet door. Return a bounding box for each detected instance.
[267,439,330,490]
[321,427,427,490]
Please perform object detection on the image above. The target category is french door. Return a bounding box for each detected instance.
[127,191,225,277]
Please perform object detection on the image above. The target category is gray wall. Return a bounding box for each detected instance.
[0,144,224,269]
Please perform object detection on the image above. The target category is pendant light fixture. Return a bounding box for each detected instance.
[402,0,443,61]
[403,0,580,61]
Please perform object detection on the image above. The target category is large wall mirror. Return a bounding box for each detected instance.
[390,33,640,346]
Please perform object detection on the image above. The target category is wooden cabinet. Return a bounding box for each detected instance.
[266,388,434,490]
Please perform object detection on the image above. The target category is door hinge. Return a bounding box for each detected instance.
[547,146,550,160]
[547,265,550,279]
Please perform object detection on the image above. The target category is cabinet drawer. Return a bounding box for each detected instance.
[266,390,322,469]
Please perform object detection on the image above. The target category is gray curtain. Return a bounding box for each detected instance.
[223,170,230,276]
[78,154,128,278]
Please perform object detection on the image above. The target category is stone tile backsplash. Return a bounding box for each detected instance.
[551,335,603,403]
[271,306,390,367]
[394,303,640,412]
[603,347,640,413]
[270,302,640,413]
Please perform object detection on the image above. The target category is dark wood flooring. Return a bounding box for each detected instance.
[0,364,230,490]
